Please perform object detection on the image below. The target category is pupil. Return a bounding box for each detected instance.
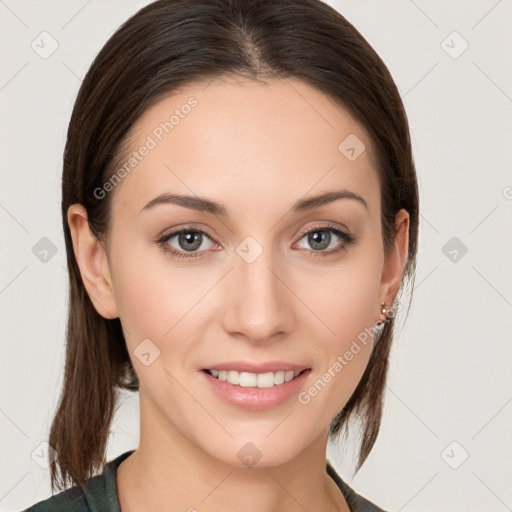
[179,231,202,251]
[309,230,330,250]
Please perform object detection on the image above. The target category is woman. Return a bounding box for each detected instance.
[24,0,419,510]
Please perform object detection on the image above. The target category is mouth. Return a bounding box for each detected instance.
[200,363,312,411]
[202,368,309,388]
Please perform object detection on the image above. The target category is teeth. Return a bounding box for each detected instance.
[208,369,303,388]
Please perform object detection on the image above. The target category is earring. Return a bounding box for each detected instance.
[376,302,390,325]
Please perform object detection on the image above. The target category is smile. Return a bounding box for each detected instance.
[203,369,305,388]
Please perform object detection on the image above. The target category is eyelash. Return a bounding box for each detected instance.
[156,224,355,261]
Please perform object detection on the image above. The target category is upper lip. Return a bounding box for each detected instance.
[201,361,310,373]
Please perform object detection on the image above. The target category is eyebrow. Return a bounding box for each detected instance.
[140,189,368,216]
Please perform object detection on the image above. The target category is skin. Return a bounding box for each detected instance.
[68,76,409,512]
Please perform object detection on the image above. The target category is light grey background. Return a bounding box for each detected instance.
[1,1,511,511]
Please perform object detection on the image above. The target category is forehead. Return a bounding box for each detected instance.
[110,76,380,219]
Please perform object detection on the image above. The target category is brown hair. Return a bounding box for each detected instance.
[51,0,419,492]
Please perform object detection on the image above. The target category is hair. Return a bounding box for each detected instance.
[50,0,419,493]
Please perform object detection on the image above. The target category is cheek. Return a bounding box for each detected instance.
[110,245,216,384]
[297,287,377,423]
[302,256,383,341]
[108,236,183,343]
[109,225,184,321]
[295,253,382,408]
[111,264,195,399]
[112,268,164,335]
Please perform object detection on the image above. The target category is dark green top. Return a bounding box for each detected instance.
[22,450,388,511]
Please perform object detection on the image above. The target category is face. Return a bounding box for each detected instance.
[72,76,408,469]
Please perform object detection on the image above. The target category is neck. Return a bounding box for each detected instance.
[117,391,350,512]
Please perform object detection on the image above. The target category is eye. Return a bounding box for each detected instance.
[157,228,218,260]
[157,224,355,261]
[293,225,355,256]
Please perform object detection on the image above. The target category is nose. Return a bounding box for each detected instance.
[220,244,295,345]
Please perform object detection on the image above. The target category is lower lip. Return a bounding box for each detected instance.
[200,369,312,411]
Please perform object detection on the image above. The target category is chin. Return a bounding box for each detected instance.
[199,431,313,470]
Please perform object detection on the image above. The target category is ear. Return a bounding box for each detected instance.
[67,204,119,319]
[377,208,410,317]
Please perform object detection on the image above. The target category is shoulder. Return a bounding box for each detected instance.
[21,482,93,511]
[326,461,390,512]
[22,450,134,512]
